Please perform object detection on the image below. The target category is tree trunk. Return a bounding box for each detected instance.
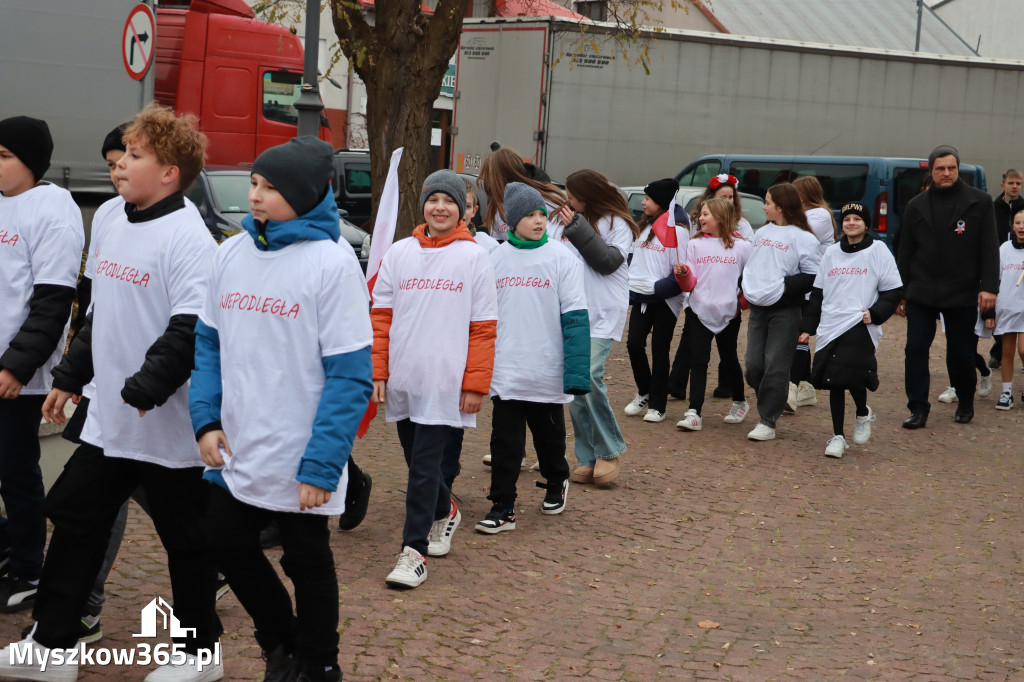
[330,0,466,239]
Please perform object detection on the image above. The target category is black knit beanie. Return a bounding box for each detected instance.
[101,123,129,159]
[251,136,334,216]
[928,145,960,169]
[0,116,53,181]
[644,178,678,211]
[841,201,872,227]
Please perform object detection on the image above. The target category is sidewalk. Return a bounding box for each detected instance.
[5,315,1022,680]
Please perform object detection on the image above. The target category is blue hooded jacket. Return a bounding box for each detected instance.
[189,190,374,495]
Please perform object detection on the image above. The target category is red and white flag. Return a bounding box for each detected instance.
[357,147,403,438]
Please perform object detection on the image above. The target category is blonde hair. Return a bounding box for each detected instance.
[123,102,207,189]
[701,197,738,249]
[462,178,478,207]
[793,176,837,240]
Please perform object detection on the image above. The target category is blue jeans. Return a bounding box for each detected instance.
[569,338,627,466]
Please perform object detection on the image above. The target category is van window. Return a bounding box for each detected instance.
[678,160,721,188]
[262,72,301,125]
[729,162,792,198]
[791,163,868,207]
[345,166,371,195]
[892,167,979,218]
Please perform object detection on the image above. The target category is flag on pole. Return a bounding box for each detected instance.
[657,190,680,262]
[356,147,403,438]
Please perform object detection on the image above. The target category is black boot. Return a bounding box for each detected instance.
[338,471,372,531]
[293,660,342,682]
[261,643,294,682]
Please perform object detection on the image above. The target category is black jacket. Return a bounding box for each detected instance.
[897,179,999,308]
[993,192,1024,244]
[0,283,76,385]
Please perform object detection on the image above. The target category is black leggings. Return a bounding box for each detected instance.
[829,389,868,437]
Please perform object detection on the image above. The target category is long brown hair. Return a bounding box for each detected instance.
[766,183,812,232]
[793,176,837,239]
[700,197,738,249]
[477,148,565,228]
[564,169,640,240]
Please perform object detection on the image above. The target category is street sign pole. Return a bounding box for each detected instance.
[141,0,156,111]
[294,0,324,139]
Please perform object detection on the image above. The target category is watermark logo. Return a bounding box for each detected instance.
[8,596,219,673]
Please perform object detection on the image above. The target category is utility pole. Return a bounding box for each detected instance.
[295,0,324,138]
[915,0,923,52]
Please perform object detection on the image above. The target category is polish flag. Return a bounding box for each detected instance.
[356,147,403,438]
[658,190,680,262]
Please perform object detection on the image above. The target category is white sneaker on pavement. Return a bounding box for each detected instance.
[642,408,666,423]
[386,547,427,588]
[824,435,848,458]
[624,393,649,416]
[853,406,875,445]
[676,409,702,431]
[426,500,461,557]
[144,652,223,682]
[747,423,776,441]
[723,401,749,424]
[0,638,77,681]
[937,386,958,403]
[978,374,993,397]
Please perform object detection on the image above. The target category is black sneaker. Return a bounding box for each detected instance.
[474,504,516,534]
[261,643,294,682]
[989,356,1001,369]
[0,576,37,613]
[711,386,731,399]
[215,573,231,600]
[338,471,373,531]
[293,660,342,682]
[537,479,568,515]
[995,392,1013,410]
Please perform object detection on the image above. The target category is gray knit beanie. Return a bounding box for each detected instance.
[928,144,960,169]
[251,136,334,217]
[420,169,466,218]
[503,181,547,231]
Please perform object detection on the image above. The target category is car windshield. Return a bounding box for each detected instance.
[207,174,252,213]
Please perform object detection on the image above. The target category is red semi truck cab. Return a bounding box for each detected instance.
[154,0,331,166]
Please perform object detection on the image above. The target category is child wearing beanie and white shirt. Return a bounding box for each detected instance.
[372,170,498,589]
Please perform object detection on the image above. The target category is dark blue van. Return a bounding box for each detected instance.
[675,155,988,249]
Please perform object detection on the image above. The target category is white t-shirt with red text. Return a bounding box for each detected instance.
[995,241,1024,334]
[200,234,372,513]
[548,215,633,340]
[80,203,216,466]
[373,236,498,428]
[806,207,837,259]
[489,240,587,403]
[0,183,84,395]
[812,240,902,350]
[628,221,690,317]
[741,223,821,307]
[682,235,752,333]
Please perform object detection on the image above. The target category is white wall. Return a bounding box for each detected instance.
[932,0,1024,60]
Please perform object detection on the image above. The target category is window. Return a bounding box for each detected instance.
[206,174,253,213]
[729,162,791,199]
[791,163,868,207]
[627,191,645,223]
[575,0,608,20]
[262,72,302,125]
[344,166,371,195]
[678,160,721,189]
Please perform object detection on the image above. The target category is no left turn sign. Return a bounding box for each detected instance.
[122,4,156,80]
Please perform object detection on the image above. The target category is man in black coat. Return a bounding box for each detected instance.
[896,145,1000,427]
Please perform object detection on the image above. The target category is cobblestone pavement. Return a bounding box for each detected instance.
[3,316,1022,680]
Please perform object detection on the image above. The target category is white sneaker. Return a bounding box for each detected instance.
[853,406,875,445]
[978,374,993,397]
[624,393,649,416]
[795,381,817,407]
[784,383,798,413]
[482,453,526,470]
[386,547,427,588]
[723,401,749,424]
[0,638,78,681]
[937,386,958,403]
[676,409,702,431]
[747,423,776,441]
[426,499,461,557]
[824,435,848,458]
[642,408,666,423]
[145,652,223,682]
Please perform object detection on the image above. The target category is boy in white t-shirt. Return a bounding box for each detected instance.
[474,182,589,534]
[0,116,84,613]
[372,170,498,589]
[0,104,223,682]
[190,137,372,682]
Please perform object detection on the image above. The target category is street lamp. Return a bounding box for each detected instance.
[295,0,325,138]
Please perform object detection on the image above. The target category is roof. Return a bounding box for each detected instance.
[703,0,977,57]
[496,0,586,20]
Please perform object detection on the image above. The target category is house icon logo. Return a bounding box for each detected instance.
[133,597,196,638]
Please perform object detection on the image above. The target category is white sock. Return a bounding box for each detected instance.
[1003,382,1013,394]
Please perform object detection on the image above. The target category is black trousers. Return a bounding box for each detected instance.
[626,301,679,412]
[396,420,456,556]
[441,428,464,491]
[33,444,221,653]
[488,398,569,507]
[905,302,978,415]
[0,395,46,581]
[207,485,338,666]
[685,309,744,415]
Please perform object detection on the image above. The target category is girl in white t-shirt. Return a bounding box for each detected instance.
[741,182,821,441]
[550,169,639,487]
[624,178,690,425]
[993,210,1024,409]
[799,202,903,458]
[673,198,752,432]
[789,176,838,411]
